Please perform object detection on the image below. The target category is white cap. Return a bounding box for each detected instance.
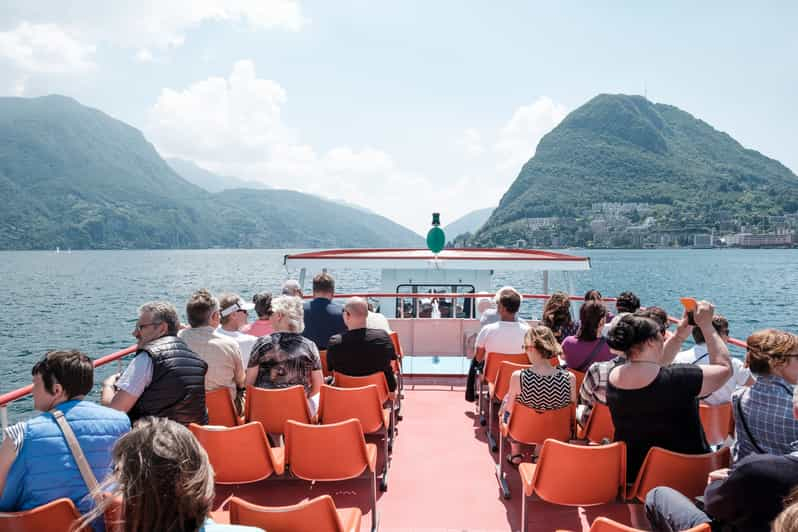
[220,298,255,317]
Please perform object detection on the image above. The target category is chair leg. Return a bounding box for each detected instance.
[487,397,498,453]
[478,378,487,426]
[521,490,528,532]
[380,429,390,492]
[370,470,380,532]
[495,430,510,499]
[388,403,396,452]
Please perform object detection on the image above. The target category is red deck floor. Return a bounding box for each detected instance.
[212,376,641,531]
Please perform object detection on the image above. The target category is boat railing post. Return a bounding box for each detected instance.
[542,270,549,295]
[1,405,8,436]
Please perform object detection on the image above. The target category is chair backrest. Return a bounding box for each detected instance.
[484,352,528,383]
[189,421,281,483]
[699,402,732,447]
[333,371,390,404]
[530,439,626,505]
[629,446,731,502]
[507,403,573,445]
[579,402,615,443]
[229,495,347,532]
[589,517,710,532]
[0,497,85,532]
[389,331,403,358]
[319,349,330,378]
[285,418,372,481]
[205,387,241,427]
[568,368,586,393]
[492,361,532,400]
[245,384,312,434]
[318,384,386,433]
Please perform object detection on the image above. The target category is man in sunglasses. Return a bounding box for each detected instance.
[101,301,208,425]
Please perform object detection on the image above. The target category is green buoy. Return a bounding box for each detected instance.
[426,212,446,254]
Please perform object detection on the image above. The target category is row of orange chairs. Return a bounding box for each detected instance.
[518,438,727,532]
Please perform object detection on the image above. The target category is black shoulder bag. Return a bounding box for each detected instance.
[734,389,766,454]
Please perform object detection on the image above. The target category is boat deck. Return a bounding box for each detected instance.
[210,376,638,531]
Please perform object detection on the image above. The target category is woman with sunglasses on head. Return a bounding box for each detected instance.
[606,301,733,482]
[499,325,576,465]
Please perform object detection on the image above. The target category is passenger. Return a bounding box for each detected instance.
[246,295,323,415]
[474,287,529,365]
[773,496,798,532]
[0,350,130,528]
[606,302,732,482]
[562,301,613,372]
[281,279,303,297]
[645,385,798,532]
[102,301,208,425]
[178,290,246,416]
[216,293,258,362]
[75,417,262,532]
[541,291,578,342]
[302,272,345,350]
[615,290,641,314]
[673,315,754,405]
[500,325,575,465]
[241,292,274,337]
[732,328,798,462]
[327,297,397,394]
[477,297,498,325]
[584,289,613,322]
[366,301,392,333]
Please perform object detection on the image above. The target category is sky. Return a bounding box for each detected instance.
[0,1,796,235]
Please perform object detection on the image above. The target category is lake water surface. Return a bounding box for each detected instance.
[1,248,796,422]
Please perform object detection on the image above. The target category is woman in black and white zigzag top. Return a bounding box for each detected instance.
[500,325,576,465]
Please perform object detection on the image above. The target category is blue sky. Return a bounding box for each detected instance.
[1,1,796,234]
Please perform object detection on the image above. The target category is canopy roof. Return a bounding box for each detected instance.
[284,248,591,271]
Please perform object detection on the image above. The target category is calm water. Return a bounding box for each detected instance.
[1,248,796,422]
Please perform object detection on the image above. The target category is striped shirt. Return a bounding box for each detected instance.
[518,368,572,411]
[2,421,26,453]
[733,374,798,463]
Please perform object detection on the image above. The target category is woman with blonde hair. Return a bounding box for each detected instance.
[541,292,578,342]
[499,325,576,465]
[76,417,262,531]
[733,328,798,462]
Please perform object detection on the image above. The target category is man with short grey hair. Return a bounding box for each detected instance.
[282,279,303,297]
[327,297,397,394]
[101,301,208,425]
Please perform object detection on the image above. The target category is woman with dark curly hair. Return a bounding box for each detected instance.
[541,292,578,343]
[76,417,262,532]
[606,301,732,481]
[732,328,798,462]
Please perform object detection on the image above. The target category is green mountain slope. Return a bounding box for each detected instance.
[475,94,798,247]
[166,157,271,193]
[0,95,422,249]
[443,207,495,239]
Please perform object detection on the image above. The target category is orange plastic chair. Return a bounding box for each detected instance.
[0,498,87,532]
[699,402,732,447]
[577,402,615,444]
[519,439,626,532]
[589,516,710,532]
[628,446,731,502]
[319,349,331,378]
[318,384,393,490]
[205,387,243,427]
[245,384,313,436]
[388,331,404,412]
[333,371,398,429]
[229,495,362,532]
[486,361,532,452]
[568,368,586,394]
[477,352,528,425]
[284,419,379,532]
[189,421,284,483]
[496,403,574,498]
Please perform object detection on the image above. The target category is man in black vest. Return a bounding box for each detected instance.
[101,301,208,425]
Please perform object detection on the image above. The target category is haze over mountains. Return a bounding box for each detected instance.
[166,158,271,193]
[474,94,798,247]
[0,95,422,250]
[443,207,495,241]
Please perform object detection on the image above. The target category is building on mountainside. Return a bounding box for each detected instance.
[693,234,714,248]
[724,232,794,248]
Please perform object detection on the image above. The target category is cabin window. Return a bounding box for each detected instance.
[395,284,476,318]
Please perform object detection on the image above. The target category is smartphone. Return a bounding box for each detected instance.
[680,297,697,325]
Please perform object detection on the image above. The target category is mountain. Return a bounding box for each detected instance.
[474,94,798,247]
[443,207,495,239]
[166,157,270,193]
[0,95,422,249]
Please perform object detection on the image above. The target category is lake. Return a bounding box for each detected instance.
[1,248,796,422]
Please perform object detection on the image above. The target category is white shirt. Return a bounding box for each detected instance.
[215,327,257,365]
[116,352,154,398]
[366,311,392,333]
[475,320,530,358]
[674,344,753,405]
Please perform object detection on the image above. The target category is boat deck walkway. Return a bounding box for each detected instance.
[211,376,639,531]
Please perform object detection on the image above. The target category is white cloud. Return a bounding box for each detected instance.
[494,97,568,170]
[0,22,96,73]
[135,49,154,63]
[2,1,305,53]
[457,127,484,157]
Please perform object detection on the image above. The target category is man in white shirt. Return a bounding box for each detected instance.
[673,315,754,405]
[474,286,529,365]
[215,293,258,364]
